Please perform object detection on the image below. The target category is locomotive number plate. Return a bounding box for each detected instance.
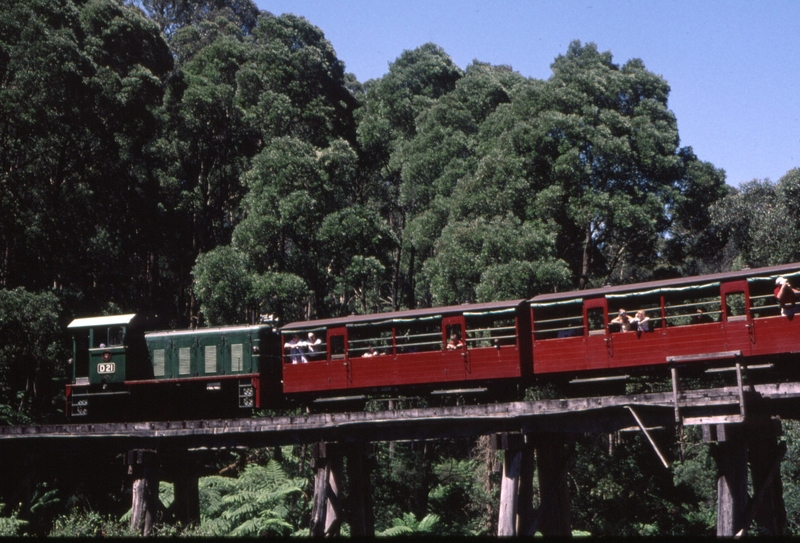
[97,363,116,374]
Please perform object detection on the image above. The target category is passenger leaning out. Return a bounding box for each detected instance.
[611,309,633,332]
[447,332,464,350]
[284,334,306,364]
[774,276,800,316]
[632,310,651,332]
[306,333,322,361]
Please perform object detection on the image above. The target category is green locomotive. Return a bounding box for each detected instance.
[66,314,282,420]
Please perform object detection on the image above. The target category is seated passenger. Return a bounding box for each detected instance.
[610,309,632,332]
[774,277,800,316]
[632,310,651,332]
[691,308,713,324]
[362,346,377,357]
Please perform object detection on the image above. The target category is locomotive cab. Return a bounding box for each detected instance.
[66,314,149,416]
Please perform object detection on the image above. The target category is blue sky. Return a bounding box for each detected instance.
[256,0,799,188]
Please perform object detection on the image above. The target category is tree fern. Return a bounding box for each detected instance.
[196,460,304,536]
[376,512,442,536]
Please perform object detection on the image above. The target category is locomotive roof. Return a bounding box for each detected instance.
[282,299,526,332]
[145,323,272,338]
[68,314,137,328]
[531,261,800,305]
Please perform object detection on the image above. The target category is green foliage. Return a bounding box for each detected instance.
[780,420,800,534]
[0,288,63,417]
[423,215,571,304]
[569,432,704,536]
[376,512,442,536]
[0,503,27,536]
[4,1,800,537]
[193,460,305,536]
[192,246,254,324]
[710,168,800,269]
[370,440,497,536]
[48,510,132,537]
[428,457,496,535]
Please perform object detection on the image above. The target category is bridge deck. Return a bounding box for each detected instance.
[3,382,800,449]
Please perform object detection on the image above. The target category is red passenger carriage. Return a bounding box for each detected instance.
[530,263,800,377]
[281,300,532,397]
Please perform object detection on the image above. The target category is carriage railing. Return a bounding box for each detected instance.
[465,325,517,347]
[533,315,584,339]
[283,340,327,362]
[394,331,442,353]
[348,336,392,356]
[608,314,664,327]
[750,293,781,317]
[305,342,327,359]
[662,299,721,326]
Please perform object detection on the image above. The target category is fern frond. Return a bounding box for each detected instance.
[417,513,442,532]
[377,525,413,537]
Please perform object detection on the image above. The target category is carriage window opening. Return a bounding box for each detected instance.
[748,277,782,318]
[396,320,441,354]
[532,303,582,340]
[725,292,746,320]
[587,307,605,335]
[607,296,662,332]
[445,324,464,350]
[661,284,721,326]
[348,324,392,357]
[467,315,518,346]
[304,332,326,362]
[329,335,345,359]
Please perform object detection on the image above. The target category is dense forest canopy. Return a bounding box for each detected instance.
[4,0,800,424]
[2,0,745,332]
[2,0,800,536]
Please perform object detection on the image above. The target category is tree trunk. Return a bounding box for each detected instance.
[579,221,592,290]
[498,448,522,536]
[129,450,159,536]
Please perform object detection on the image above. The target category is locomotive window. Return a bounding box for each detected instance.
[91,326,125,347]
[532,302,583,340]
[108,326,125,346]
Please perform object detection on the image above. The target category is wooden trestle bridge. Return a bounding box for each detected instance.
[2,370,800,536]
